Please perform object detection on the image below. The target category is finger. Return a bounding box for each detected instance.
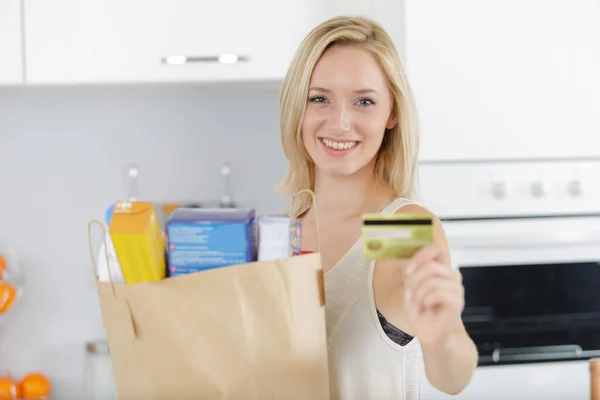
[405,261,453,297]
[410,276,461,307]
[406,260,462,290]
[420,289,465,312]
[406,243,444,275]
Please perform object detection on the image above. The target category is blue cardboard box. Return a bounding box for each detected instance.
[166,208,255,277]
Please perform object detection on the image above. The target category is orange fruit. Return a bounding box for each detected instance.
[0,256,6,279]
[0,283,16,313]
[0,376,21,399]
[20,373,51,399]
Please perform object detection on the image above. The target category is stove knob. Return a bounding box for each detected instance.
[491,181,507,199]
[567,180,583,197]
[531,181,546,198]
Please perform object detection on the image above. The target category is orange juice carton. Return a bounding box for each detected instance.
[109,201,166,284]
[166,208,255,277]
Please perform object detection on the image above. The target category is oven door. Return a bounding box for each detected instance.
[420,215,600,399]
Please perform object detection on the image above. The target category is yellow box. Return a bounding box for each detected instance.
[109,201,166,284]
[362,213,433,260]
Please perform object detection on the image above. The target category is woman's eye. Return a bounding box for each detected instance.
[357,98,376,107]
[309,95,327,103]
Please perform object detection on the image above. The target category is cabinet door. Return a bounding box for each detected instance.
[405,0,600,161]
[310,0,405,57]
[0,0,23,84]
[24,0,312,84]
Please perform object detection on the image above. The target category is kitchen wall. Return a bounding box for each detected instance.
[0,82,290,398]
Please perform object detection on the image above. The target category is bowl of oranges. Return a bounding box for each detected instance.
[0,242,25,326]
[0,372,51,399]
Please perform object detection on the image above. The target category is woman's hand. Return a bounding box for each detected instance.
[403,242,465,350]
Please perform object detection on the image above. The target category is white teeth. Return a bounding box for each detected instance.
[322,139,358,150]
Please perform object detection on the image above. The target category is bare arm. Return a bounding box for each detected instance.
[411,205,478,394]
[421,317,478,394]
[374,204,478,395]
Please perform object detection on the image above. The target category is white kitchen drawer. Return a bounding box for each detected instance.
[0,0,23,84]
[24,0,314,84]
[420,361,590,400]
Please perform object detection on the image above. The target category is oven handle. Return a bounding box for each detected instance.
[489,345,583,363]
[448,232,600,249]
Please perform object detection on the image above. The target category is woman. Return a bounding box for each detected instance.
[278,16,478,399]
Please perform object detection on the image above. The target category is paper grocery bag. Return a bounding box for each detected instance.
[87,191,329,400]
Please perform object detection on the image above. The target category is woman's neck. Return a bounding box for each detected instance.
[310,166,396,221]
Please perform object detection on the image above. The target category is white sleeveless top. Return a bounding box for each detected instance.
[325,197,424,400]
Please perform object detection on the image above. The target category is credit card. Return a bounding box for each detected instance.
[362,213,433,260]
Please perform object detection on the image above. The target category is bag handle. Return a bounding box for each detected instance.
[87,219,117,297]
[291,189,326,306]
[87,219,137,339]
[291,189,320,252]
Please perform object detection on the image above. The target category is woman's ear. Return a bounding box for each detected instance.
[386,114,398,130]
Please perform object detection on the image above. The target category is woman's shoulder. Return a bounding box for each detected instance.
[393,202,435,217]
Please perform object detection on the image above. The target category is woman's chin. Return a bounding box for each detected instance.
[314,162,367,178]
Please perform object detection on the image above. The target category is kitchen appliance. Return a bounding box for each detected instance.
[416,158,600,400]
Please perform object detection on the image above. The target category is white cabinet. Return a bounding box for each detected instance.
[310,0,405,57]
[24,0,313,84]
[0,0,23,84]
[404,0,600,161]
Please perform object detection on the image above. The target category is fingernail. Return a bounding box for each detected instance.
[406,263,416,275]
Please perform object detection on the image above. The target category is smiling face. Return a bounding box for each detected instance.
[301,45,397,178]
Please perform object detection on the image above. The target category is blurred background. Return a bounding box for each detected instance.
[0,0,599,399]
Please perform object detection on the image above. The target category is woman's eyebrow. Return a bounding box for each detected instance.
[308,87,379,95]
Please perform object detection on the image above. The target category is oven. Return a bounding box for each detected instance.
[416,158,600,400]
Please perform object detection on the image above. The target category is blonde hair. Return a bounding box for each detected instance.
[277,16,421,213]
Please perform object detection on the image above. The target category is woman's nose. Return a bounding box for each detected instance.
[329,104,352,133]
